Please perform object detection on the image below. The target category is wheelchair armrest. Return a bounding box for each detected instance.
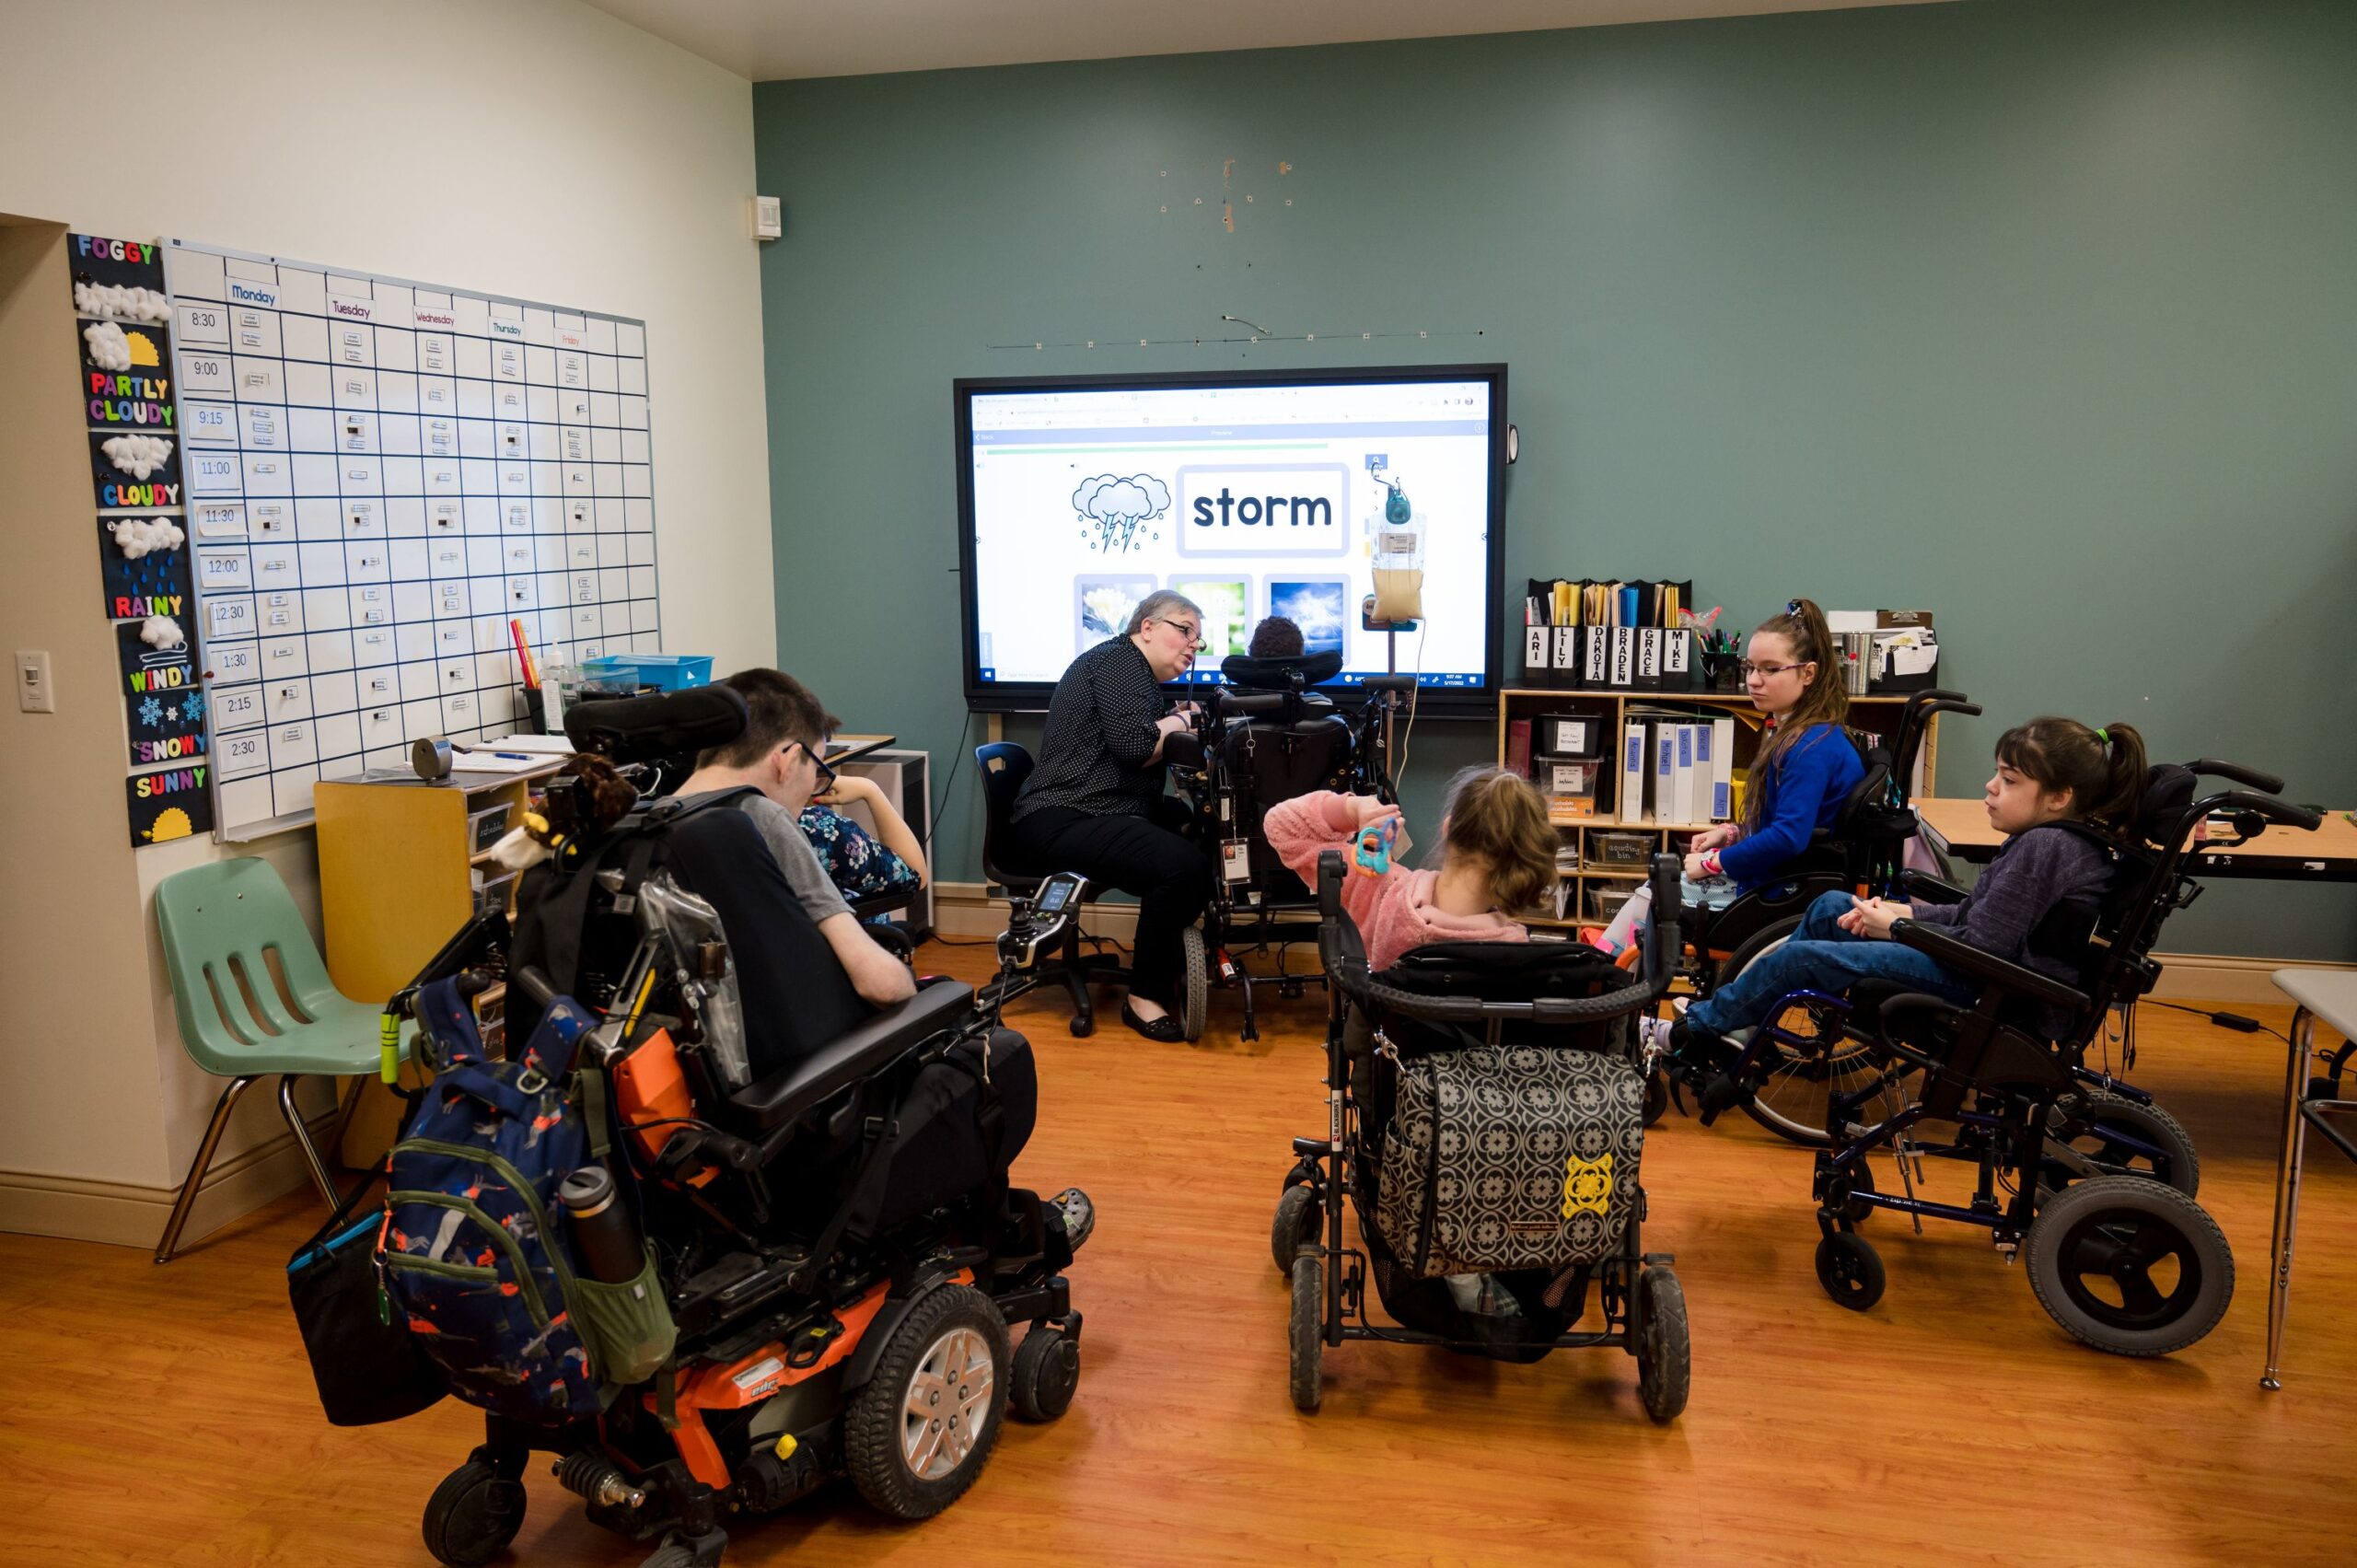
[864,921,919,961]
[1887,920,2088,1012]
[1894,869,1969,905]
[1162,729,1206,770]
[729,978,976,1133]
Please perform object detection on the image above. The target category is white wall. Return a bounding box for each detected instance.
[0,0,771,1241]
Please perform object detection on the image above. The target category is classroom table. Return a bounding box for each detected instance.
[2262,968,2357,1389]
[1915,797,2357,883]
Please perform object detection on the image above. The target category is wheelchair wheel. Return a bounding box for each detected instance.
[1008,1322,1081,1423]
[422,1458,527,1567]
[844,1283,1009,1519]
[1178,926,1209,1041]
[2039,1093,2199,1201]
[1271,1182,1321,1275]
[1634,1267,1691,1423]
[1814,1231,1886,1311]
[1717,920,1906,1149]
[2026,1176,2233,1356]
[1288,1251,1324,1412]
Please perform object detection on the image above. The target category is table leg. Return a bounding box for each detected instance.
[2262,1005,2316,1390]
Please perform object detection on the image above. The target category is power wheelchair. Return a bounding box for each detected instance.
[1694,758,2320,1354]
[1158,652,1417,1041]
[382,689,1089,1568]
[1271,850,1693,1421]
[1651,688,1983,1144]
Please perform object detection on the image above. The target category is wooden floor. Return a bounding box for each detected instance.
[4,948,2351,1566]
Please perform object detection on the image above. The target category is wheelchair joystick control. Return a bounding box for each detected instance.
[558,1165,647,1283]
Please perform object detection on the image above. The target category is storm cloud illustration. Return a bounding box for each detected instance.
[1072,473,1173,555]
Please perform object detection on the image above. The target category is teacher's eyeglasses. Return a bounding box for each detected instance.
[1155,618,1205,648]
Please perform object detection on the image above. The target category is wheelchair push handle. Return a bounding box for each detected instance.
[2185,758,2287,796]
[512,965,559,1011]
[1358,675,1418,697]
[2207,788,2321,834]
[1217,691,1288,717]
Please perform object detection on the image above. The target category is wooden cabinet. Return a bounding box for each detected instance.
[313,771,550,1002]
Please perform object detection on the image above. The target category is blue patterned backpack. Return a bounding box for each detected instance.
[380,976,608,1423]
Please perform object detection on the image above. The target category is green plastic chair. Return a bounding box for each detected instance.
[152,856,412,1262]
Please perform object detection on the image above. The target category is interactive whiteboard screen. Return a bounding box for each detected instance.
[955,367,1505,711]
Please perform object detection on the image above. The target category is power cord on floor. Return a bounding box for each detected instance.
[2142,997,2290,1046]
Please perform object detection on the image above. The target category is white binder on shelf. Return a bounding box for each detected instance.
[1711,715,1736,821]
[1652,724,1675,826]
[1672,724,1698,825]
[1620,718,1649,824]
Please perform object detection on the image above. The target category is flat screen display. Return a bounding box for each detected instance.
[954,366,1506,711]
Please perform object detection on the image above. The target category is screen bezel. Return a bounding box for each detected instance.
[953,364,1508,715]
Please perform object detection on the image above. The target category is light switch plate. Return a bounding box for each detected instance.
[16,649,55,713]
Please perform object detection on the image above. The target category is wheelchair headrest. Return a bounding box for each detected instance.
[2135,763,2198,847]
[564,685,750,765]
[1220,650,1344,691]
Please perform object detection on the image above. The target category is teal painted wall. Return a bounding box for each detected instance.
[754,0,2356,958]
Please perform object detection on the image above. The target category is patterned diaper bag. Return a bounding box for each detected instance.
[1375,1042,1646,1277]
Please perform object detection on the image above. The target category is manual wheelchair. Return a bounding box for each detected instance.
[1271,850,1692,1421]
[1695,758,2320,1354]
[382,689,1089,1568]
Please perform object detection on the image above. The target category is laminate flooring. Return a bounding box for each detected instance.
[3,948,2349,1566]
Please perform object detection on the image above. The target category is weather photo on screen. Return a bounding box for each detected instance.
[1269,578,1348,656]
[1074,575,1155,653]
[1172,577,1249,661]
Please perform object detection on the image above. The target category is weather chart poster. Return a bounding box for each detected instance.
[117,620,208,769]
[72,232,213,846]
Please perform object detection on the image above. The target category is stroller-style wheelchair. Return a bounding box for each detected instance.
[1271,851,1692,1421]
[1655,687,1983,1144]
[376,689,1088,1568]
[1160,652,1416,1041]
[1698,758,2320,1355]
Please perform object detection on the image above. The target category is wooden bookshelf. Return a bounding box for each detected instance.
[1496,688,1943,928]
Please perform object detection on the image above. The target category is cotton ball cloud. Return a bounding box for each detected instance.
[84,319,132,371]
[75,282,170,322]
[102,433,173,478]
[110,516,185,559]
[140,614,186,650]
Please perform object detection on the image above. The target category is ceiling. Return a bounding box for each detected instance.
[581,0,1955,83]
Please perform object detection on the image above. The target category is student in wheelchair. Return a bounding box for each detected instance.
[1271,847,1693,1422]
[370,685,1093,1568]
[1669,717,2142,1072]
[1686,739,2319,1355]
[1152,620,1415,1040]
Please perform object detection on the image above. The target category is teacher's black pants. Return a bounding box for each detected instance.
[1009,799,1208,1009]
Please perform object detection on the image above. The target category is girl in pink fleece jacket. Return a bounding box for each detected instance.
[1264,766,1559,971]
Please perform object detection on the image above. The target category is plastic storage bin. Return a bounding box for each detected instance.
[579,654,714,691]
[1587,830,1653,867]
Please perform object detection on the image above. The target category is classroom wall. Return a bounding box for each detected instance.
[753,0,2357,959]
[0,0,772,1243]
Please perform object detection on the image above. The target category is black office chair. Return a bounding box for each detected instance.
[975,741,1128,1036]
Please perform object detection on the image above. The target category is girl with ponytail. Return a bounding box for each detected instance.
[1677,715,2142,1055]
[1683,598,1867,893]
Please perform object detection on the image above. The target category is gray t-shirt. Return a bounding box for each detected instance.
[673,789,851,928]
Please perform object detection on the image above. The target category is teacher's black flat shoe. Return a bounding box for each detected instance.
[1120,1001,1186,1042]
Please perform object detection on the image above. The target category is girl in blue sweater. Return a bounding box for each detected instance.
[1594,598,1862,958]
[1682,598,1864,894]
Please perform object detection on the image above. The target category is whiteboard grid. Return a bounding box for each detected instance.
[162,240,661,841]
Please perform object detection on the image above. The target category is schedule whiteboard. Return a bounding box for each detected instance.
[161,240,662,840]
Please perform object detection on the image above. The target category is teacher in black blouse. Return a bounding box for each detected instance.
[1009,590,1211,1042]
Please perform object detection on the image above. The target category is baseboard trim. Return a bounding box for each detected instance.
[0,1109,341,1252]
[930,881,2346,1011]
